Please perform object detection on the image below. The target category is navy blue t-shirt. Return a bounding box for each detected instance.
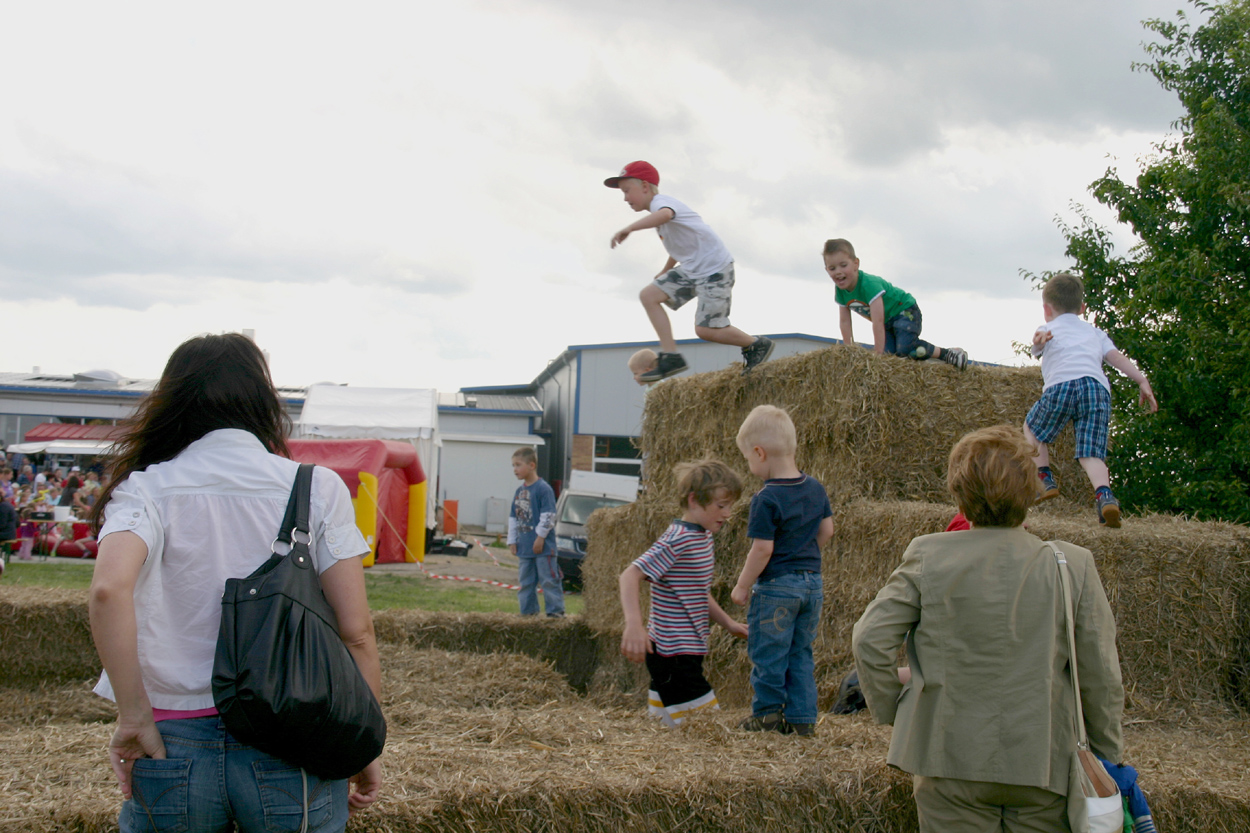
[746,474,833,580]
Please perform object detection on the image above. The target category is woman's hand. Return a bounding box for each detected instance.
[109,718,166,799]
[348,758,382,815]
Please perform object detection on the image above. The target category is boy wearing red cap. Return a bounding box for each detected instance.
[606,161,773,382]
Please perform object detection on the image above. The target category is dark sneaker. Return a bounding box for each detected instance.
[739,711,787,733]
[784,721,816,737]
[741,336,775,375]
[638,352,688,382]
[940,346,969,371]
[830,670,867,715]
[1096,492,1121,528]
[1036,471,1060,503]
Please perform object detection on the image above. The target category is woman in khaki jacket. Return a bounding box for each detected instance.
[852,425,1124,832]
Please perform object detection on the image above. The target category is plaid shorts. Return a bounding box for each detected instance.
[1026,376,1112,460]
[653,262,735,328]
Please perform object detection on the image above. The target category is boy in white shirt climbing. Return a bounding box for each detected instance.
[1025,272,1158,527]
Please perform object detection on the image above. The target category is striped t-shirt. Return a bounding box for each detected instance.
[633,520,714,656]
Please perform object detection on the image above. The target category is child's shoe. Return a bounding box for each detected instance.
[783,720,816,737]
[638,352,688,382]
[1095,489,1121,528]
[1036,469,1060,503]
[739,711,787,733]
[830,670,867,715]
[741,335,775,375]
[940,346,969,370]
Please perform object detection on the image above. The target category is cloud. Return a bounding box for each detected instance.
[537,0,1182,165]
[0,150,470,307]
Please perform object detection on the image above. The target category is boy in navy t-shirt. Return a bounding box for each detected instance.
[730,405,834,736]
[508,446,563,617]
[619,459,747,727]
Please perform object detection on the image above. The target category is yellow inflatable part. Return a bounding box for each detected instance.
[356,471,380,568]
[407,480,426,563]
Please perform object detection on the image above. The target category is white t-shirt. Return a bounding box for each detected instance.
[93,428,369,710]
[649,194,733,280]
[1032,313,1117,392]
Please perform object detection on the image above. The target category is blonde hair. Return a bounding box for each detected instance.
[736,405,797,457]
[1042,272,1084,314]
[673,458,743,511]
[946,425,1037,528]
[618,177,660,196]
[512,446,537,465]
[627,348,658,374]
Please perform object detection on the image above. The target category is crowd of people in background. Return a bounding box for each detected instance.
[0,452,108,560]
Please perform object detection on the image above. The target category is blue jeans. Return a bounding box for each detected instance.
[120,716,348,833]
[747,571,823,723]
[885,304,937,360]
[517,553,564,616]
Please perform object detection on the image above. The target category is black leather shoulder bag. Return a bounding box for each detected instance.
[212,463,386,780]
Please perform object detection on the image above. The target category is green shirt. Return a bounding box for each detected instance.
[835,271,917,322]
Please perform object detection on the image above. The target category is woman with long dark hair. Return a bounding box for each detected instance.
[89,333,381,832]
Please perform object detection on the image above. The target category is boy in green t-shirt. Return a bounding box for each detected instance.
[824,238,968,370]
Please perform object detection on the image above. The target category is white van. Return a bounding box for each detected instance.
[554,471,639,586]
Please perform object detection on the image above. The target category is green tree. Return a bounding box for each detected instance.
[1054,0,1250,522]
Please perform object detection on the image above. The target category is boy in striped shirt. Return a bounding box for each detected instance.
[619,459,747,727]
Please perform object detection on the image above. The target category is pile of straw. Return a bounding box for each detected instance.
[2,636,1248,832]
[0,587,96,686]
[585,498,1250,716]
[374,611,603,692]
[639,345,1087,508]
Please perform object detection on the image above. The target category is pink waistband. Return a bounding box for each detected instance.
[152,706,219,722]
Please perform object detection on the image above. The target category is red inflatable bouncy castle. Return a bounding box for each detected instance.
[287,439,427,566]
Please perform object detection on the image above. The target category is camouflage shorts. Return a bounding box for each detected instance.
[653,262,735,328]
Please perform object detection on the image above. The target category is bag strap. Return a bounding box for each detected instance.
[1049,542,1089,751]
[275,464,315,547]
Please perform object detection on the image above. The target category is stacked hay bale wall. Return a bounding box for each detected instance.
[583,346,1250,716]
[638,346,1086,507]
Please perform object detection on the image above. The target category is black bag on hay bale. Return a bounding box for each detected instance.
[212,464,386,780]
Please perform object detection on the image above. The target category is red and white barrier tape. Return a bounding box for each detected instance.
[473,536,505,567]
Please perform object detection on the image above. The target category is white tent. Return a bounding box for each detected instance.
[6,439,116,455]
[295,386,440,524]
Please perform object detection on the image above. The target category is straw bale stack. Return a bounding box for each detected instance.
[0,586,96,686]
[638,345,1088,509]
[3,591,1250,830]
[373,610,603,692]
[585,496,1250,716]
[3,685,1249,832]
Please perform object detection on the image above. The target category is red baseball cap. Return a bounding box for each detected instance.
[604,161,660,188]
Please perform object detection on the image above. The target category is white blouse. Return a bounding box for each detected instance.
[93,429,368,710]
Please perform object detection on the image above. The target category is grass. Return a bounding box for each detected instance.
[1,560,95,590]
[0,559,585,616]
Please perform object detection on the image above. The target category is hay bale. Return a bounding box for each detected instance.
[0,682,114,729]
[373,610,603,692]
[6,696,1248,833]
[586,498,1250,715]
[380,644,574,720]
[639,345,1089,509]
[0,587,98,686]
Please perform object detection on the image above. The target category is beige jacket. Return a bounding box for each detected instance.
[851,527,1124,794]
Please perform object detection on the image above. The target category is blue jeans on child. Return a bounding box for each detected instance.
[747,570,823,723]
[120,716,348,833]
[885,304,938,360]
[518,553,565,616]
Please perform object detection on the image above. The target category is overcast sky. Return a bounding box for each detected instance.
[0,0,1189,391]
